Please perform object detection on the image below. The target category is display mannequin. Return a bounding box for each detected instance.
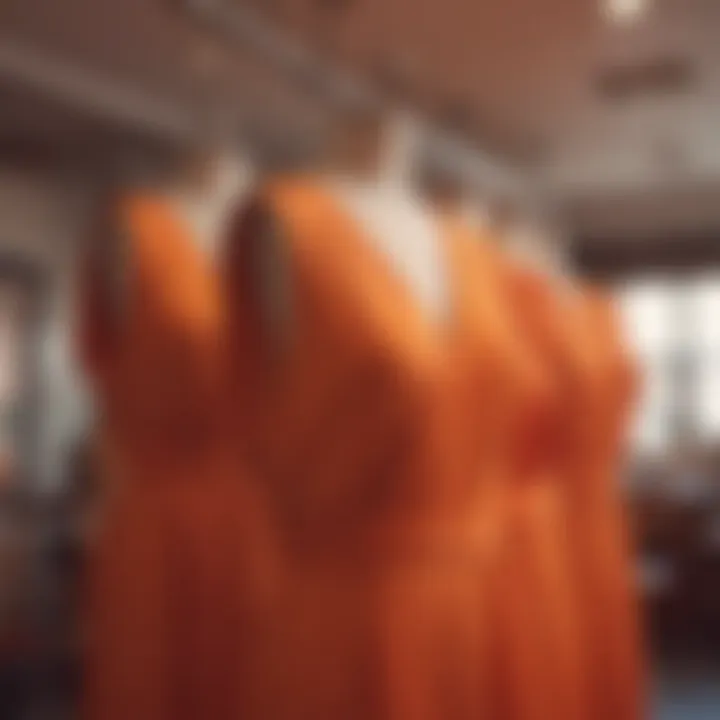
[565,290,645,720]
[78,149,273,720]
[489,196,643,720]
[222,104,496,720]
[496,261,592,720]
[418,161,591,720]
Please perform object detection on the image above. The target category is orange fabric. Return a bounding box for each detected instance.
[224,182,516,720]
[494,262,591,720]
[444,231,588,720]
[488,263,644,720]
[78,195,271,720]
[568,290,645,720]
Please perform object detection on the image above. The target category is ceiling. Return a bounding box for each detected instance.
[0,0,719,238]
[0,0,332,170]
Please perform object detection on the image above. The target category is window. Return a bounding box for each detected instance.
[618,279,675,455]
[617,272,720,455]
[690,276,720,439]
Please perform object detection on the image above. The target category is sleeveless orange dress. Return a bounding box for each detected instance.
[568,289,644,720]
[78,195,270,720]
[223,181,527,720]
[493,261,594,720]
[487,266,643,720]
[441,227,588,720]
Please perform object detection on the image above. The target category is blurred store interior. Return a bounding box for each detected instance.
[0,0,720,718]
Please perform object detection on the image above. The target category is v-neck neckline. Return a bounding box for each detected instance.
[305,179,461,357]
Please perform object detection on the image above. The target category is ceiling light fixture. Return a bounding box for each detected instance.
[603,0,650,26]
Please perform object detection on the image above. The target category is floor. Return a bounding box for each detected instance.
[655,667,720,720]
[5,666,720,719]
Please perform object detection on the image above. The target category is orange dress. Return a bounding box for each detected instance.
[78,195,271,720]
[569,290,645,720]
[488,264,643,720]
[438,227,587,720]
[223,182,531,720]
[485,259,590,720]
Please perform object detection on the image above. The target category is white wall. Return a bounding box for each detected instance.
[0,167,91,491]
